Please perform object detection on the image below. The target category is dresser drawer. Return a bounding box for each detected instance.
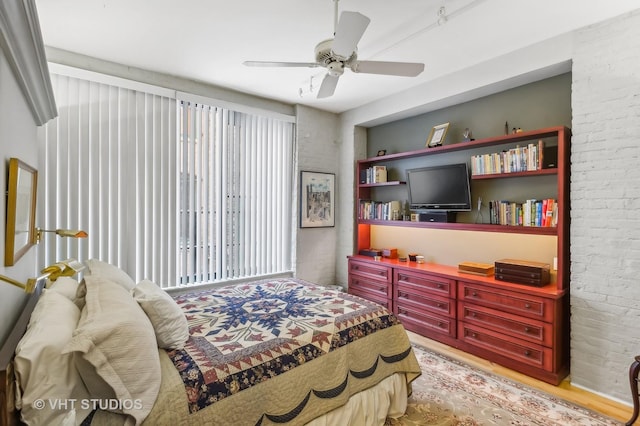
[395,269,455,298]
[349,274,392,299]
[349,259,392,283]
[396,305,455,339]
[460,323,553,371]
[458,282,554,322]
[458,303,553,347]
[396,283,454,318]
[349,287,391,310]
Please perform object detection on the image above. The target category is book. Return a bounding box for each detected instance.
[372,165,387,183]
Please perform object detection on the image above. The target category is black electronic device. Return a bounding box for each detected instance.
[542,146,558,169]
[418,211,457,223]
[406,163,472,211]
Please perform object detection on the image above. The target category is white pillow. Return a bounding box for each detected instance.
[47,276,79,300]
[14,290,92,426]
[63,275,161,426]
[84,259,136,290]
[131,280,189,349]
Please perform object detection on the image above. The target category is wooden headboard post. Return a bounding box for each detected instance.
[0,279,46,426]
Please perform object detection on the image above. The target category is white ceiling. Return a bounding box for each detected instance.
[35,0,639,115]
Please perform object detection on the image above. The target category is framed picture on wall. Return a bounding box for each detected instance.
[5,158,38,266]
[300,171,335,228]
[426,122,450,147]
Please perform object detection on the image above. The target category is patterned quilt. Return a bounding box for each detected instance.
[168,278,402,414]
[89,277,421,425]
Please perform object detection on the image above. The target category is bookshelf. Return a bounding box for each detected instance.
[350,125,571,385]
[355,125,570,292]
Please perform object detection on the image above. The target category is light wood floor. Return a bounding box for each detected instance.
[407,331,634,423]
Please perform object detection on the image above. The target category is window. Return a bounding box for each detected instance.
[38,68,295,288]
[178,100,294,285]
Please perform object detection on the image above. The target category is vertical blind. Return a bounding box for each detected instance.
[178,100,294,284]
[37,73,179,286]
[37,71,294,288]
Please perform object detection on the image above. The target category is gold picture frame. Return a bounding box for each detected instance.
[426,122,450,148]
[5,158,38,266]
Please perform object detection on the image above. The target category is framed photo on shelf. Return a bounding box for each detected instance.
[426,122,450,147]
[300,171,335,228]
[5,158,38,266]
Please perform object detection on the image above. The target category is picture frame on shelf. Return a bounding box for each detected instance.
[426,122,450,147]
[5,158,38,266]
[300,171,335,228]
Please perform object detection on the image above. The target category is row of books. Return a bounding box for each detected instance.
[488,198,557,227]
[360,165,387,184]
[358,199,402,221]
[471,140,545,176]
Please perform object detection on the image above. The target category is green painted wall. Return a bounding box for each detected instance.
[366,73,571,157]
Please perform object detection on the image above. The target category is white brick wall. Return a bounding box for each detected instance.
[294,105,341,286]
[571,9,640,402]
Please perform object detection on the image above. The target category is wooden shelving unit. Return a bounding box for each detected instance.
[355,125,571,292]
[350,126,572,385]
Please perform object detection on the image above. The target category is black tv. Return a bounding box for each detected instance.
[406,163,472,211]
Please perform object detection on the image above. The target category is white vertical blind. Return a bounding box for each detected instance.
[37,73,179,286]
[37,71,294,288]
[178,100,294,284]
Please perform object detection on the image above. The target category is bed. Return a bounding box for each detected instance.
[1,260,421,425]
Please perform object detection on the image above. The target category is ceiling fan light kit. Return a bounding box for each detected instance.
[243,0,425,99]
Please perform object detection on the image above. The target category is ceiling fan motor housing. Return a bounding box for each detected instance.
[315,39,355,69]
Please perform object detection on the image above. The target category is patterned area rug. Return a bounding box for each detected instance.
[386,344,621,426]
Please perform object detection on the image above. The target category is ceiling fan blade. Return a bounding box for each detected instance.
[331,11,371,58]
[317,74,340,98]
[243,61,320,68]
[351,60,425,77]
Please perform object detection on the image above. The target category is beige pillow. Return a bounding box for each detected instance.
[63,275,161,426]
[85,258,136,290]
[14,290,92,425]
[47,276,79,300]
[75,260,136,308]
[131,280,189,349]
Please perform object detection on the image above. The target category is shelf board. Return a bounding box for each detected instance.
[358,219,557,236]
[358,126,569,165]
[359,180,406,187]
[471,168,557,180]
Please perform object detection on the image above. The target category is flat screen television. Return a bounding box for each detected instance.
[406,163,472,211]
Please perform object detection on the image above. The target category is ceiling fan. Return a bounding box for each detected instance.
[243,0,425,99]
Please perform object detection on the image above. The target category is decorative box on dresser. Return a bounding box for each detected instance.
[348,126,571,385]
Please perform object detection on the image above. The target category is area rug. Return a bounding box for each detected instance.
[386,344,621,426]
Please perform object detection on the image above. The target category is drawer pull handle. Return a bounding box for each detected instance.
[471,292,478,297]
[436,303,443,308]
[379,287,386,292]
[524,350,531,357]
[399,275,406,281]
[524,303,531,309]
[470,312,476,317]
[379,271,386,276]
[524,327,530,333]
[354,265,359,270]
[437,283,443,289]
